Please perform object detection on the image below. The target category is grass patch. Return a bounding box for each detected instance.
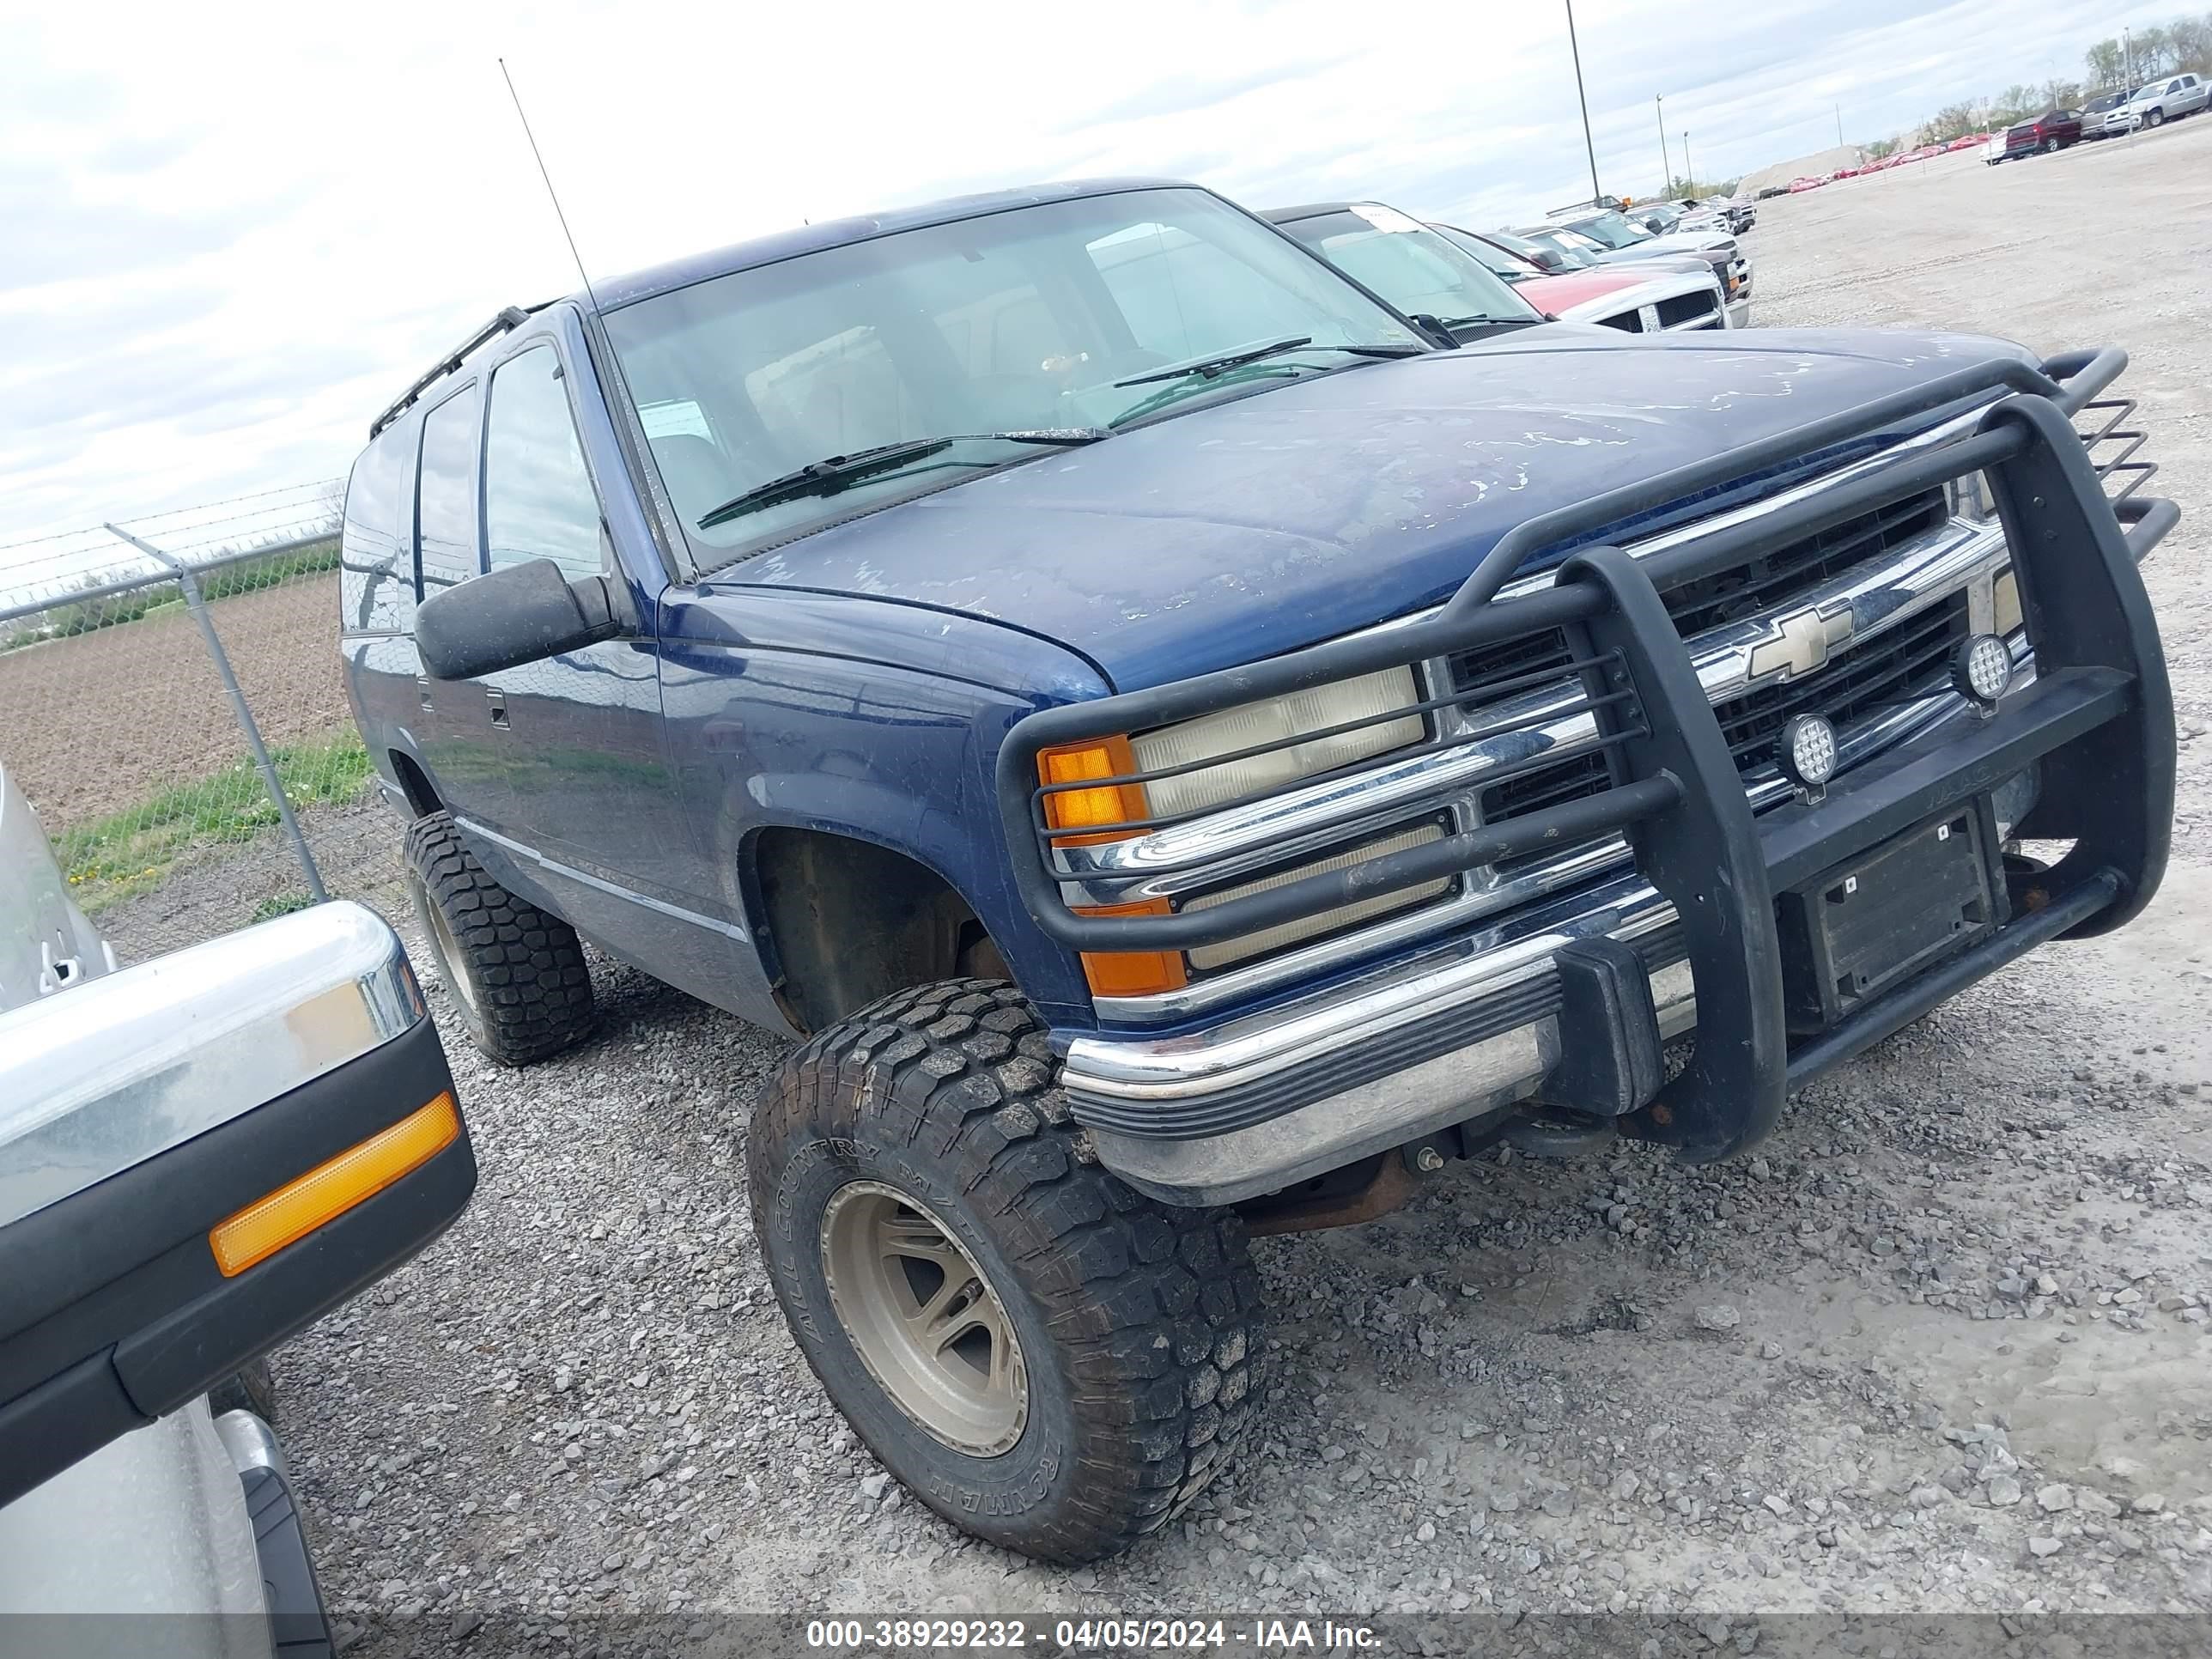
[59,731,374,914]
[249,891,315,924]
[2,539,338,654]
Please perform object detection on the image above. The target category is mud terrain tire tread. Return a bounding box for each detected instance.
[748,978,1267,1564]
[404,811,592,1065]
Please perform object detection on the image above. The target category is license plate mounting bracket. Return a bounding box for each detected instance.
[1777,796,2008,1036]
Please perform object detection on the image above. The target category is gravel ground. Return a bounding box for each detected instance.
[0,568,346,834]
[271,127,2212,1651]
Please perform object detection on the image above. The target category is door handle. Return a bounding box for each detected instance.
[486,688,509,731]
[416,675,434,713]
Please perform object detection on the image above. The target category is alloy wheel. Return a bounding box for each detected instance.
[820,1180,1029,1455]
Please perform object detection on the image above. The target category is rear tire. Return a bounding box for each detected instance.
[404,811,593,1065]
[748,979,1268,1563]
[2042,137,2059,153]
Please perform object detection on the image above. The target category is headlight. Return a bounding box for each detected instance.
[1992,568,2023,636]
[1945,470,1996,521]
[1036,666,1432,996]
[1128,667,1425,819]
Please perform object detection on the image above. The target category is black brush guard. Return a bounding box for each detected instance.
[994,350,2176,1163]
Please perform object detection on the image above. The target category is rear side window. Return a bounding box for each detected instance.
[338,434,414,634]
[484,347,605,578]
[416,386,482,595]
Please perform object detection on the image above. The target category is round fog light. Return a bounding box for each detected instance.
[1954,633,2014,706]
[1778,714,1838,790]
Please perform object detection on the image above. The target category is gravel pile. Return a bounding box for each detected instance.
[276,129,2212,1650]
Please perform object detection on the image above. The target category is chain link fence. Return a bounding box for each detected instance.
[1,485,410,960]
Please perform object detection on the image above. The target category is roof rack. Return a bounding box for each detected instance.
[368,306,532,440]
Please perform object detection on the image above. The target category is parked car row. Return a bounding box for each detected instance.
[1510,205,1753,325]
[1986,76,2204,166]
[1437,222,1733,334]
[1789,134,1990,192]
[1257,191,1753,339]
[2109,73,2207,131]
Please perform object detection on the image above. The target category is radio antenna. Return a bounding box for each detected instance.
[498,58,603,313]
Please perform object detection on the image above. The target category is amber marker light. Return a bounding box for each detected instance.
[1072,899,1188,997]
[209,1092,460,1277]
[1037,741,1188,996]
[1036,736,1148,843]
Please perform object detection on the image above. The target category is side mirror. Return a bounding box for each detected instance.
[415,557,623,681]
[1531,248,1568,272]
[0,902,474,1510]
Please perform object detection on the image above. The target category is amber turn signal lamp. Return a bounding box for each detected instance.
[1037,736,1146,845]
[1073,899,1188,997]
[209,1092,461,1277]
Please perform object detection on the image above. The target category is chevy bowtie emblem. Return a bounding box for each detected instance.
[1747,604,1854,682]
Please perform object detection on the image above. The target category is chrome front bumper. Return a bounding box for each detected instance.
[1073,880,1697,1206]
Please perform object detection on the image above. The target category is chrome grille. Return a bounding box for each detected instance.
[1460,487,1963,854]
[1654,290,1721,329]
[1447,488,1948,706]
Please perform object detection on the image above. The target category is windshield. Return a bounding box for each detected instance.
[1562,211,1654,250]
[1430,224,1534,282]
[601,186,1423,560]
[1522,228,1606,265]
[1273,206,1536,330]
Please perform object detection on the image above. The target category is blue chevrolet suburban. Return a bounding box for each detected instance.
[338,178,2175,1563]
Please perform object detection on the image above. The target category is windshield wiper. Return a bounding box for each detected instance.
[1113,337,1423,388]
[1436,313,1540,335]
[696,429,1107,529]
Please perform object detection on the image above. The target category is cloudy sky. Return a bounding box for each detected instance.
[0,0,2183,569]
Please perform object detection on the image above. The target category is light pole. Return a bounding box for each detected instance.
[1656,94,1673,198]
[1682,131,1694,194]
[1835,103,1844,147]
[1565,0,1602,205]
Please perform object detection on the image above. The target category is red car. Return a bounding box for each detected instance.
[1431,226,1650,313]
[2002,108,2084,159]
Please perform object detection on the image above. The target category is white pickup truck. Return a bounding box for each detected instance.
[0,763,475,1655]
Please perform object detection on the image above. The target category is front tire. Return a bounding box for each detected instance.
[404,811,593,1065]
[2146,108,2164,129]
[748,980,1267,1563]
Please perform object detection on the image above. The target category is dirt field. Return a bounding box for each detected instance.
[270,125,2212,1650]
[0,567,349,833]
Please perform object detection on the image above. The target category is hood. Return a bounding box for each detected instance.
[717,327,2030,692]
[1515,269,1648,312]
[1597,232,1733,264]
